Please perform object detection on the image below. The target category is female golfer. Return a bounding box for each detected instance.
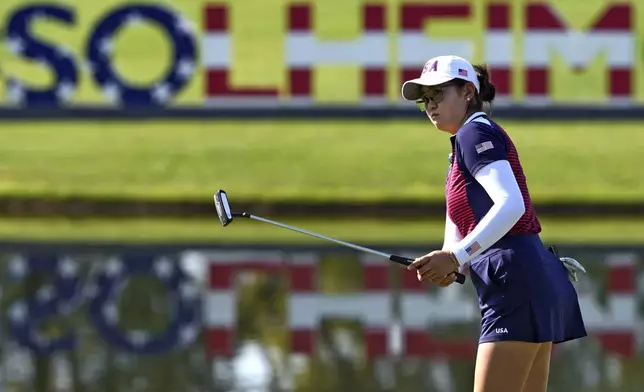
[402,55,587,392]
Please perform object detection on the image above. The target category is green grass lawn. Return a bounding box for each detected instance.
[0,120,640,203]
[0,217,642,244]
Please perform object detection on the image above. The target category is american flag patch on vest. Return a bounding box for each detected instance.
[475,141,494,154]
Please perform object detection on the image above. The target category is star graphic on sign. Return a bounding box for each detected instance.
[177,59,195,79]
[27,10,44,21]
[56,45,74,60]
[152,83,172,104]
[154,257,174,279]
[98,38,113,56]
[102,303,119,325]
[58,257,79,278]
[6,80,25,104]
[36,286,55,303]
[176,17,195,35]
[9,302,27,323]
[128,331,150,347]
[5,36,24,54]
[179,325,198,345]
[104,256,124,277]
[180,282,199,300]
[126,11,143,25]
[84,61,96,75]
[56,81,76,102]
[102,83,121,104]
[8,255,28,279]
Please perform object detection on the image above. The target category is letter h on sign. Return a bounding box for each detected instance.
[202,4,388,103]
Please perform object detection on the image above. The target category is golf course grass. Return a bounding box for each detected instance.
[0,217,641,244]
[0,119,641,204]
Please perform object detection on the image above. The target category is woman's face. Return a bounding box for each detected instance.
[416,82,475,134]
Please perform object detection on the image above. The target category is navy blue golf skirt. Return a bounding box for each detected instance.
[468,233,587,344]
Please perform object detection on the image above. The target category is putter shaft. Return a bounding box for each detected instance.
[219,191,465,284]
[243,213,466,284]
[246,214,393,260]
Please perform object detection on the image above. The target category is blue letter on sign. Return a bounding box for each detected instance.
[89,254,201,354]
[7,254,81,355]
[86,5,197,106]
[4,5,79,106]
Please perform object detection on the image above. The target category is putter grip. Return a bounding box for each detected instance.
[389,255,466,285]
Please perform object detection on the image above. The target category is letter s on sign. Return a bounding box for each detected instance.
[4,5,79,106]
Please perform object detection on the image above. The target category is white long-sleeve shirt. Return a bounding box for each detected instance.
[444,159,526,268]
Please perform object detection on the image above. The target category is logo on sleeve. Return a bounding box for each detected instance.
[465,242,481,256]
[475,141,494,154]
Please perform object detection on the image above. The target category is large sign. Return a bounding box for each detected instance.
[1,0,642,107]
[202,0,640,106]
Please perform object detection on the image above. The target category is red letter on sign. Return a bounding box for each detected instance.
[399,5,471,88]
[286,4,388,102]
[524,3,633,100]
[485,4,512,98]
[202,6,278,99]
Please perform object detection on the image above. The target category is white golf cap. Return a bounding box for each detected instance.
[401,55,480,101]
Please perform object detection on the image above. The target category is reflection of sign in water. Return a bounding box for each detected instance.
[4,247,641,369]
[4,4,196,107]
[202,250,641,360]
[6,253,201,356]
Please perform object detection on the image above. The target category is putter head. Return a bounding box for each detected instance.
[214,189,234,227]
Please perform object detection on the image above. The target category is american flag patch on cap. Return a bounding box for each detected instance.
[458,68,468,76]
[465,242,481,255]
[475,141,494,154]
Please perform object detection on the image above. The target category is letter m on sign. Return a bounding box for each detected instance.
[523,3,633,100]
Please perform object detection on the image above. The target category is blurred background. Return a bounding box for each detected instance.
[0,0,643,391]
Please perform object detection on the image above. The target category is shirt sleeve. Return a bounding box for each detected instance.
[456,121,508,176]
[450,159,526,265]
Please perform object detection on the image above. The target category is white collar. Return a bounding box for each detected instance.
[463,111,487,125]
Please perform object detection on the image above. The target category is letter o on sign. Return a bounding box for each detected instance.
[86,5,197,106]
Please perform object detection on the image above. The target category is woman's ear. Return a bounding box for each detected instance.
[464,83,476,102]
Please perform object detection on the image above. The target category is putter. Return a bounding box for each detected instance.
[214,189,466,285]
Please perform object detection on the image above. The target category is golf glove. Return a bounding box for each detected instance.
[559,256,587,282]
[548,245,587,282]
